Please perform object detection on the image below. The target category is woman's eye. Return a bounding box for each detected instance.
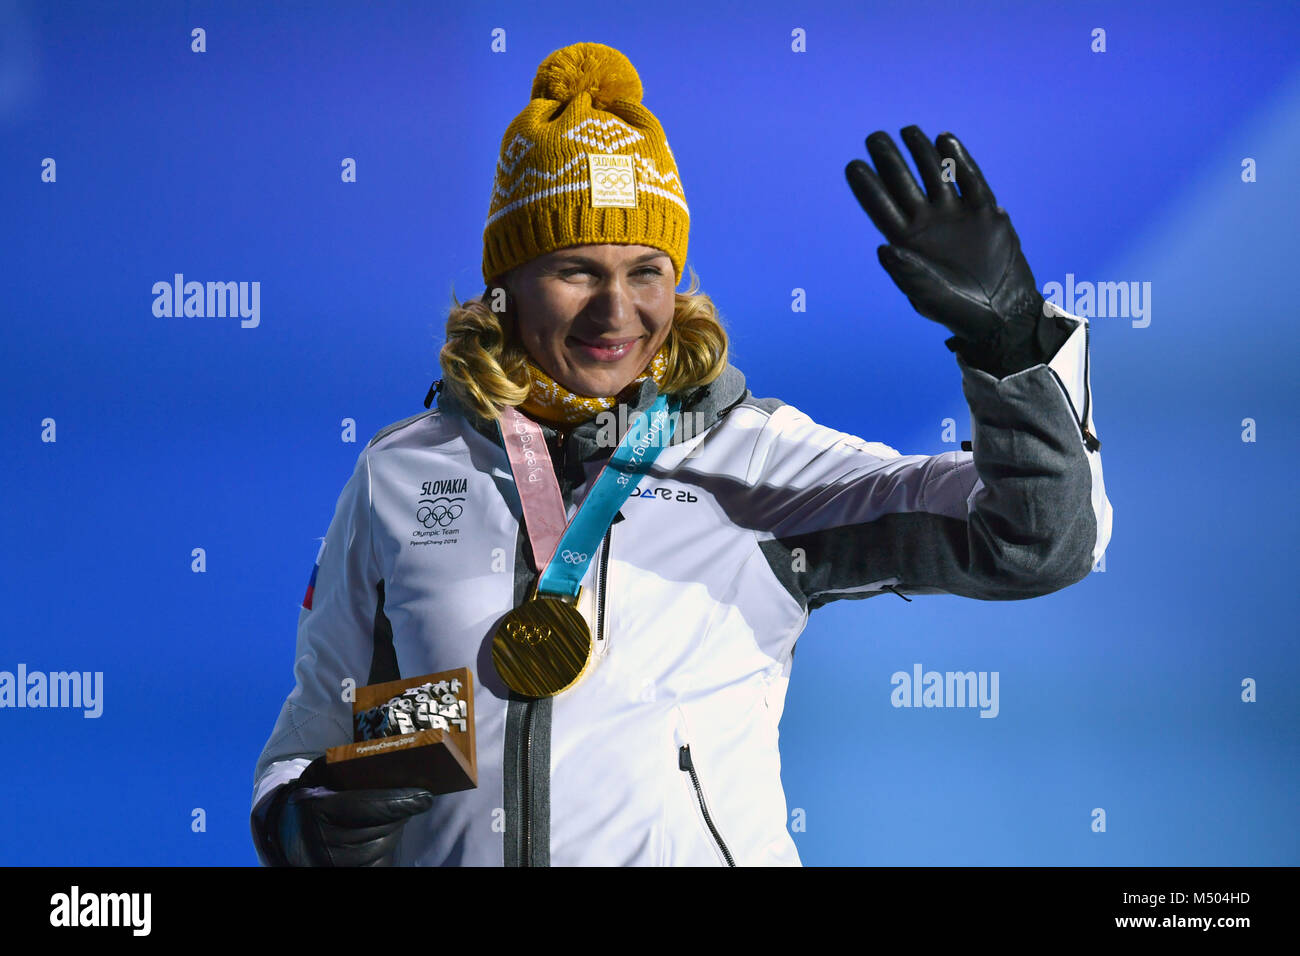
[561,267,660,279]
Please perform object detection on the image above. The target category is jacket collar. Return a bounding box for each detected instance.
[436,363,749,462]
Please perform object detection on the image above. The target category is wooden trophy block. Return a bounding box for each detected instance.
[322,667,477,795]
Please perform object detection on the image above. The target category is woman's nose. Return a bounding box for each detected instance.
[585,278,635,324]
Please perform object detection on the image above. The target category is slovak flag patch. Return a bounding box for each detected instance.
[301,538,326,610]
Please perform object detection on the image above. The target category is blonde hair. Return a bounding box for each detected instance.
[438,265,730,424]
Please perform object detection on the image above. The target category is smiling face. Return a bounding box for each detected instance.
[501,244,676,398]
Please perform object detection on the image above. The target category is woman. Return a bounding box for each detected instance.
[250,42,1112,866]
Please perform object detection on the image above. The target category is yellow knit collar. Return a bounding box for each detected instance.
[519,348,670,427]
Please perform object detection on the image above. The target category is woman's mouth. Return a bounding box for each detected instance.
[570,336,639,362]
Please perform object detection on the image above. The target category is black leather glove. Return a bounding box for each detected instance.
[252,757,435,867]
[845,125,1072,378]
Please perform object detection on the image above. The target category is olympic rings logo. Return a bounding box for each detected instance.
[417,496,465,528]
[559,549,588,564]
[505,621,550,646]
[594,170,633,188]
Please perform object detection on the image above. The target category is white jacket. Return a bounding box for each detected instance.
[251,302,1111,866]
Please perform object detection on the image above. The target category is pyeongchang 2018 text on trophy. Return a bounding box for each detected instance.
[319,667,477,794]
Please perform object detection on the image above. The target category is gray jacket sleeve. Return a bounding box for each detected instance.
[249,446,382,862]
[750,304,1112,609]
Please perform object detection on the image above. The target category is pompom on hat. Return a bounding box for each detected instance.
[482,42,690,288]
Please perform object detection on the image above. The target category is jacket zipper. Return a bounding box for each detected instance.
[517,425,569,867]
[596,525,612,642]
[1043,322,1101,454]
[520,699,534,866]
[678,743,736,866]
[553,427,569,481]
[1080,321,1100,451]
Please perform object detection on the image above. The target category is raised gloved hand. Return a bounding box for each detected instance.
[253,757,435,867]
[845,125,1070,378]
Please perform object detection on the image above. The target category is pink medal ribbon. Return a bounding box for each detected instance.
[497,405,569,573]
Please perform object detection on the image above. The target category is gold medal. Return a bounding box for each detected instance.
[491,581,593,698]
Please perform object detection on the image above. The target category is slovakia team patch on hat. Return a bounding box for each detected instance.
[302,538,326,610]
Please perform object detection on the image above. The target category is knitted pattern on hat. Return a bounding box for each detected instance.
[482,42,690,287]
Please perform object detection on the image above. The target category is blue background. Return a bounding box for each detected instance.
[1,0,1296,865]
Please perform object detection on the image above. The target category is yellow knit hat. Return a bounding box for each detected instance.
[482,42,690,288]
